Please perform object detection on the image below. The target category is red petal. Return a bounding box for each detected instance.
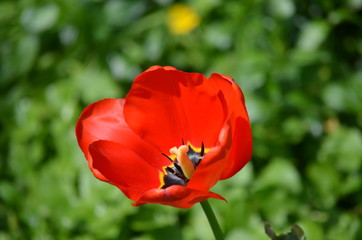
[89,140,162,200]
[208,73,252,180]
[188,122,232,190]
[76,99,125,181]
[220,117,252,179]
[123,67,228,153]
[132,185,225,208]
[145,65,177,72]
[76,98,169,181]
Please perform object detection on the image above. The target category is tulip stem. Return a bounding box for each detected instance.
[200,200,224,240]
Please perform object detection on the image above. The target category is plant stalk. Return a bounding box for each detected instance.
[200,200,224,240]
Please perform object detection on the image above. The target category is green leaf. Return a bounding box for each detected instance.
[265,223,307,240]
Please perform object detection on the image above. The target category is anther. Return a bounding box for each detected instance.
[201,142,205,156]
[162,153,174,162]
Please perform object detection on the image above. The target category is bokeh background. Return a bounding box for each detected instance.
[1,0,362,239]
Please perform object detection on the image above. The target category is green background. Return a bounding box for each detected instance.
[1,0,362,239]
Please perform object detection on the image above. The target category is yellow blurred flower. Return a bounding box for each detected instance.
[167,4,200,35]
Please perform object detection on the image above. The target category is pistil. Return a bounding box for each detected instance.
[170,145,195,179]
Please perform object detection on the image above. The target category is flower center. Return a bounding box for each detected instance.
[160,142,206,189]
[169,145,194,179]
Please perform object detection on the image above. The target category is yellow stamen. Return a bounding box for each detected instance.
[169,145,195,179]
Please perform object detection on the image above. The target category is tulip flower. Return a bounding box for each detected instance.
[76,66,252,209]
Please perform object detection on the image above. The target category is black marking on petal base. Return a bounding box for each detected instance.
[161,144,205,189]
[173,161,185,176]
[166,166,186,181]
[187,146,203,168]
[162,173,186,189]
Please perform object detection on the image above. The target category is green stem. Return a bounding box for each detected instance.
[200,200,224,240]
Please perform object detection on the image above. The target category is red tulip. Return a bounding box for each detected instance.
[76,66,252,208]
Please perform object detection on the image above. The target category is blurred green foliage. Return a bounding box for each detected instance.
[1,0,362,239]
